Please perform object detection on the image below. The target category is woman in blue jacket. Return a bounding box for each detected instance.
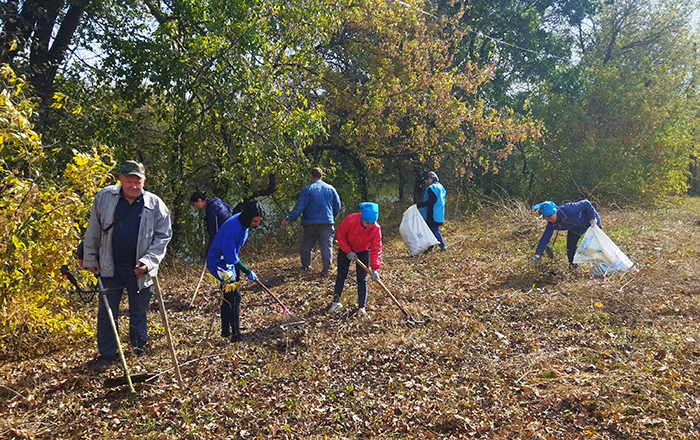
[207,200,265,342]
[531,200,601,265]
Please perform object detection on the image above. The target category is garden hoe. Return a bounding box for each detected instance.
[100,277,183,391]
[59,266,156,392]
[255,279,306,330]
[354,259,426,325]
[95,274,138,394]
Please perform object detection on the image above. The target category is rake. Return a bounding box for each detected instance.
[354,258,426,325]
[255,279,306,330]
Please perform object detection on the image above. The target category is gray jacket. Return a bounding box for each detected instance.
[83,185,172,290]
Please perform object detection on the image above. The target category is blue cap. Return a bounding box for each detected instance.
[360,202,379,223]
[532,201,557,217]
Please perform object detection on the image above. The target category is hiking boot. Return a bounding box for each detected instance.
[299,265,311,273]
[134,346,147,357]
[93,356,114,372]
[358,307,369,318]
[230,334,244,343]
[328,302,342,313]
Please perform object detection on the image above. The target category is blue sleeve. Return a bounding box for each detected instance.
[536,223,555,255]
[416,188,437,209]
[206,200,231,238]
[332,189,341,218]
[581,200,600,226]
[206,214,218,239]
[286,187,310,223]
[206,220,246,282]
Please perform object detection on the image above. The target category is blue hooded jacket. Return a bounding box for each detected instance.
[207,213,248,282]
[536,199,601,255]
[205,197,231,239]
[285,179,341,226]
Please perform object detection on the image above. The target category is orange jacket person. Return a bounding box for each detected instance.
[328,203,382,316]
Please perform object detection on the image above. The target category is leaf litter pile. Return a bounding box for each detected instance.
[3,199,700,439]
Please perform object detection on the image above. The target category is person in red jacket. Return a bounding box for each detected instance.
[328,202,382,316]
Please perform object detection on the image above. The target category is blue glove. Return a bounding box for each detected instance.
[247,271,257,282]
[371,269,380,281]
[346,251,357,261]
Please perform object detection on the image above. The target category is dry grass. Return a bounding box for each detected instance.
[3,198,700,439]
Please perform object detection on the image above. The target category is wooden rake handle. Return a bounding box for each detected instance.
[353,258,413,320]
[255,279,289,313]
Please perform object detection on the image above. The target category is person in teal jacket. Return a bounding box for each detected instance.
[416,171,446,251]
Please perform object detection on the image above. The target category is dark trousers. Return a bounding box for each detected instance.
[97,264,153,358]
[333,250,370,308]
[428,224,446,250]
[221,286,242,338]
[567,231,582,264]
[301,224,335,273]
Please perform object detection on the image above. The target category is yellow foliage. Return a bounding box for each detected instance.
[0,65,114,358]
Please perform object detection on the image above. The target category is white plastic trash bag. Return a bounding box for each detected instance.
[573,225,634,277]
[399,205,439,257]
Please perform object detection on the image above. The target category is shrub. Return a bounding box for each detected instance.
[0,65,114,359]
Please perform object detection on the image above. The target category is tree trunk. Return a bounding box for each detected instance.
[30,1,86,124]
[413,166,425,203]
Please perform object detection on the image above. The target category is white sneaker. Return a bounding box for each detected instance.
[358,307,369,317]
[328,302,342,313]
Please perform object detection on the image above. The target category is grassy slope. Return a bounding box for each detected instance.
[2,198,700,439]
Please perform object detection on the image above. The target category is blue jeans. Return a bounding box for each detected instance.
[97,264,153,358]
[333,250,370,308]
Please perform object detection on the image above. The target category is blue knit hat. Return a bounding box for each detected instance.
[532,201,557,217]
[360,202,379,222]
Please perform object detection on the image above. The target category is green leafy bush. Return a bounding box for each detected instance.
[0,65,114,359]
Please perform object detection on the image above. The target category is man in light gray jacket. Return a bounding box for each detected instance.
[83,161,172,368]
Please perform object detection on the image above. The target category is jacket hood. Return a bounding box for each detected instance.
[238,200,266,228]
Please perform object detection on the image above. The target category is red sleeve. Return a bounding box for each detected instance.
[369,225,382,270]
[336,215,352,254]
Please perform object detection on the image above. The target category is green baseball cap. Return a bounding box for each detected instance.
[120,160,146,178]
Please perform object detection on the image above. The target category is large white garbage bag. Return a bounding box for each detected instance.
[573,224,634,277]
[399,205,439,257]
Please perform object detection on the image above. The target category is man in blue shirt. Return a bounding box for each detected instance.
[531,199,601,265]
[416,171,447,251]
[282,168,341,276]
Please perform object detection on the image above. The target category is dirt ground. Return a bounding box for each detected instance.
[2,198,700,439]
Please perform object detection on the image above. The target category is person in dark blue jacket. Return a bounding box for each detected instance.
[191,191,232,250]
[207,200,265,342]
[416,171,447,251]
[282,167,341,276]
[531,199,601,265]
